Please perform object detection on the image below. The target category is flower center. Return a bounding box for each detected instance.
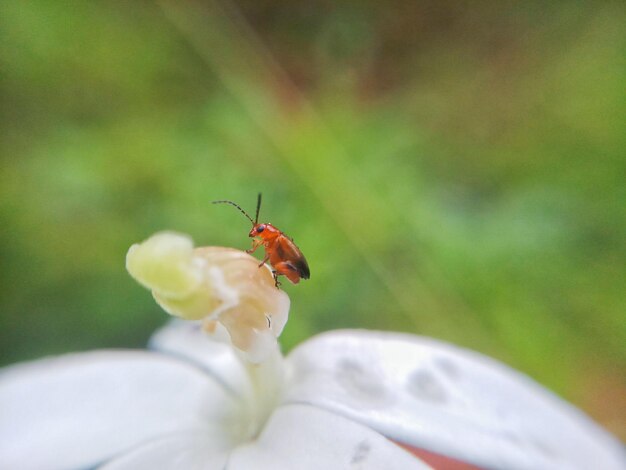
[230,347,286,444]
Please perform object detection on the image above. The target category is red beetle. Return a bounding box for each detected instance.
[213,193,310,287]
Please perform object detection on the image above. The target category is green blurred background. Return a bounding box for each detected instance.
[1,1,624,439]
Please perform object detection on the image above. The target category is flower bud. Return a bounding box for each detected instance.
[126,232,290,362]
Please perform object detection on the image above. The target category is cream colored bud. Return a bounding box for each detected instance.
[126,232,290,362]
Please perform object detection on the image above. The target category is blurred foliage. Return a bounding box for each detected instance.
[1,1,624,438]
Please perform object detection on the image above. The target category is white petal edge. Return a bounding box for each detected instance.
[228,404,431,470]
[0,351,238,470]
[284,330,626,470]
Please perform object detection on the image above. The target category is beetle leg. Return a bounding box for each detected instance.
[246,238,262,254]
[272,261,301,285]
[272,271,282,288]
[258,252,270,268]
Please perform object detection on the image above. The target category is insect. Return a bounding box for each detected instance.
[212,193,310,287]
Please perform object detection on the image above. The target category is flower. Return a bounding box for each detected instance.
[126,232,290,363]
[2,322,625,469]
[1,233,624,469]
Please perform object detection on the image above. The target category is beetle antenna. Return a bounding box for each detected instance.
[255,193,262,224]
[212,199,254,225]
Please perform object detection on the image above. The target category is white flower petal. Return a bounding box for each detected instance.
[98,432,230,470]
[149,320,257,399]
[285,330,626,470]
[228,404,431,470]
[150,321,286,443]
[0,351,238,470]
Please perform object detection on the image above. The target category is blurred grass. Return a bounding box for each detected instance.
[1,1,625,438]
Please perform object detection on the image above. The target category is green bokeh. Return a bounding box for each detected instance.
[1,1,624,438]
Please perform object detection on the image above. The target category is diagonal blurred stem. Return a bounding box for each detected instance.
[157,0,472,332]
